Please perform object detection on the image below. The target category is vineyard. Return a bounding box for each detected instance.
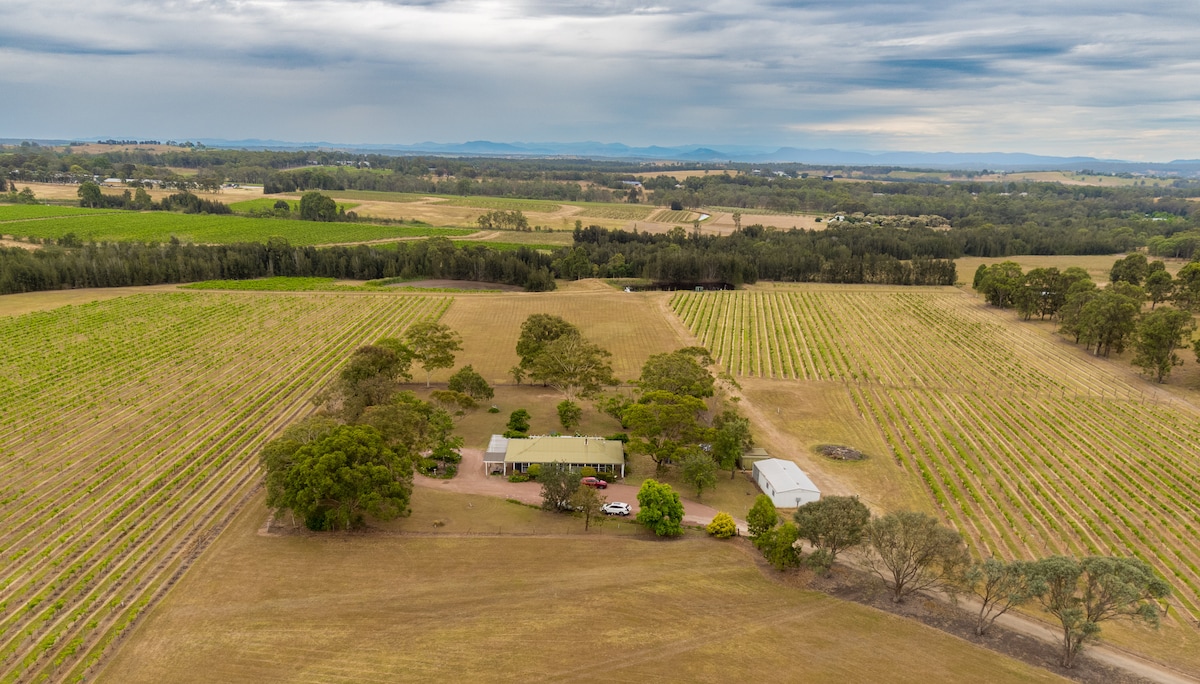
[572,204,655,221]
[0,212,472,246]
[0,291,450,682]
[224,199,359,213]
[432,197,561,213]
[649,209,696,224]
[0,206,115,222]
[670,288,1200,624]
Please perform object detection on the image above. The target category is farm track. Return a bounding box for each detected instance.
[0,292,452,682]
[670,289,1200,628]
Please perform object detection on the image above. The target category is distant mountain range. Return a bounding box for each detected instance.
[190,139,1200,174]
[7,136,1200,174]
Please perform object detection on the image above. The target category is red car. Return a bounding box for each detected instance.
[580,476,608,489]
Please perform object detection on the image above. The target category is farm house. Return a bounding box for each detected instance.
[482,435,625,477]
[752,458,821,507]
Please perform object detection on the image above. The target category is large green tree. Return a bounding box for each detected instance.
[864,511,967,603]
[746,494,778,540]
[299,190,338,222]
[512,313,580,383]
[679,451,717,499]
[622,390,707,472]
[538,461,577,512]
[262,424,413,531]
[635,479,684,537]
[77,181,103,208]
[447,364,493,402]
[1028,556,1170,668]
[360,390,453,456]
[331,343,413,421]
[711,409,753,478]
[1131,307,1196,382]
[637,349,715,398]
[527,334,617,401]
[792,496,870,575]
[404,320,462,387]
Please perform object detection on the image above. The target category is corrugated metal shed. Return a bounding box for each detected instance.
[752,458,821,508]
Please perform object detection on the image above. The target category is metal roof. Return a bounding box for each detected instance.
[484,435,509,462]
[503,436,624,465]
[753,458,820,495]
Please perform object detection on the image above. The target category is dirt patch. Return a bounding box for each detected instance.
[0,238,40,250]
[818,444,868,461]
[391,279,524,292]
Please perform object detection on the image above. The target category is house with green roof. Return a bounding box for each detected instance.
[483,435,625,477]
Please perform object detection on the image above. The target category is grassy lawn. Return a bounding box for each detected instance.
[98,490,1064,684]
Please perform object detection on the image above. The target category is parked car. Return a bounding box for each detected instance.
[602,502,631,516]
[580,476,608,489]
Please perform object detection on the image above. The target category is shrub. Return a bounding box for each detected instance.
[526,464,542,479]
[747,494,779,539]
[417,457,439,474]
[488,405,500,414]
[707,512,738,538]
[580,466,597,478]
[756,522,802,570]
[508,473,530,483]
[503,430,527,439]
[605,432,629,442]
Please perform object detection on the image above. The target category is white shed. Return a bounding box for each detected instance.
[752,458,821,507]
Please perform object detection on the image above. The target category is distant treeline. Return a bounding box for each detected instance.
[0,238,556,295]
[563,225,957,285]
[79,185,231,214]
[1,225,956,295]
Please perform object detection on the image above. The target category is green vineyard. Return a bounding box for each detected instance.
[670,288,1200,622]
[0,291,450,682]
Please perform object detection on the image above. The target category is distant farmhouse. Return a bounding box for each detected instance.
[483,435,625,477]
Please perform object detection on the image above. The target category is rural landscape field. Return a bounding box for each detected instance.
[3,143,1200,683]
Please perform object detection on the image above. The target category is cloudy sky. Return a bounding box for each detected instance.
[3,0,1200,160]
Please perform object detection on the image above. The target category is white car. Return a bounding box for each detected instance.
[602,502,631,516]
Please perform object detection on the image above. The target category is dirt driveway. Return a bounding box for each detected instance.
[414,449,747,533]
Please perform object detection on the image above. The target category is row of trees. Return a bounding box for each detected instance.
[77,182,232,214]
[0,237,558,295]
[746,497,1170,669]
[476,209,530,231]
[974,255,1200,381]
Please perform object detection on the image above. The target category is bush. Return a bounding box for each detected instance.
[417,457,439,474]
[488,405,500,414]
[508,473,530,483]
[747,494,779,539]
[503,430,528,439]
[606,432,629,442]
[755,522,801,570]
[580,466,597,478]
[526,464,541,479]
[707,512,738,538]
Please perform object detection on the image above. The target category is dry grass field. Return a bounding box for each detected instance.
[97,490,1063,684]
[11,181,262,204]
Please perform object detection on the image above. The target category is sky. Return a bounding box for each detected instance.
[3,0,1200,160]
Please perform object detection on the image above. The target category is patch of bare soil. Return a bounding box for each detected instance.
[817,444,868,461]
[391,279,524,292]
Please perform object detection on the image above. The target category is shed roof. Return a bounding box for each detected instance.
[753,458,820,494]
[504,436,624,465]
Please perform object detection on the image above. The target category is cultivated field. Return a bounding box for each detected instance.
[669,287,1200,667]
[98,490,1063,684]
[0,291,451,682]
[0,210,472,245]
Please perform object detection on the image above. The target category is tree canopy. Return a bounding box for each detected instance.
[622,390,707,472]
[526,333,617,401]
[261,424,413,531]
[863,511,967,603]
[792,495,870,575]
[635,479,684,537]
[637,349,715,398]
[403,320,462,387]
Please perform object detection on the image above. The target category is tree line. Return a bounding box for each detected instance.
[974,253,1200,381]
[76,182,231,214]
[742,497,1169,669]
[0,237,558,295]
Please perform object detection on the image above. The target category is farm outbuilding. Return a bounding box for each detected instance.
[752,458,821,508]
[483,435,625,477]
[739,447,771,470]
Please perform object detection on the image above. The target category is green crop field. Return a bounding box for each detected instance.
[0,291,451,682]
[0,205,116,222]
[225,198,359,213]
[0,212,473,245]
[319,190,429,203]
[432,196,562,213]
[670,289,1200,638]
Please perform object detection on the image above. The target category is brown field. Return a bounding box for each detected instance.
[631,169,740,180]
[438,285,688,383]
[973,171,1175,188]
[97,489,1063,684]
[12,181,263,203]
